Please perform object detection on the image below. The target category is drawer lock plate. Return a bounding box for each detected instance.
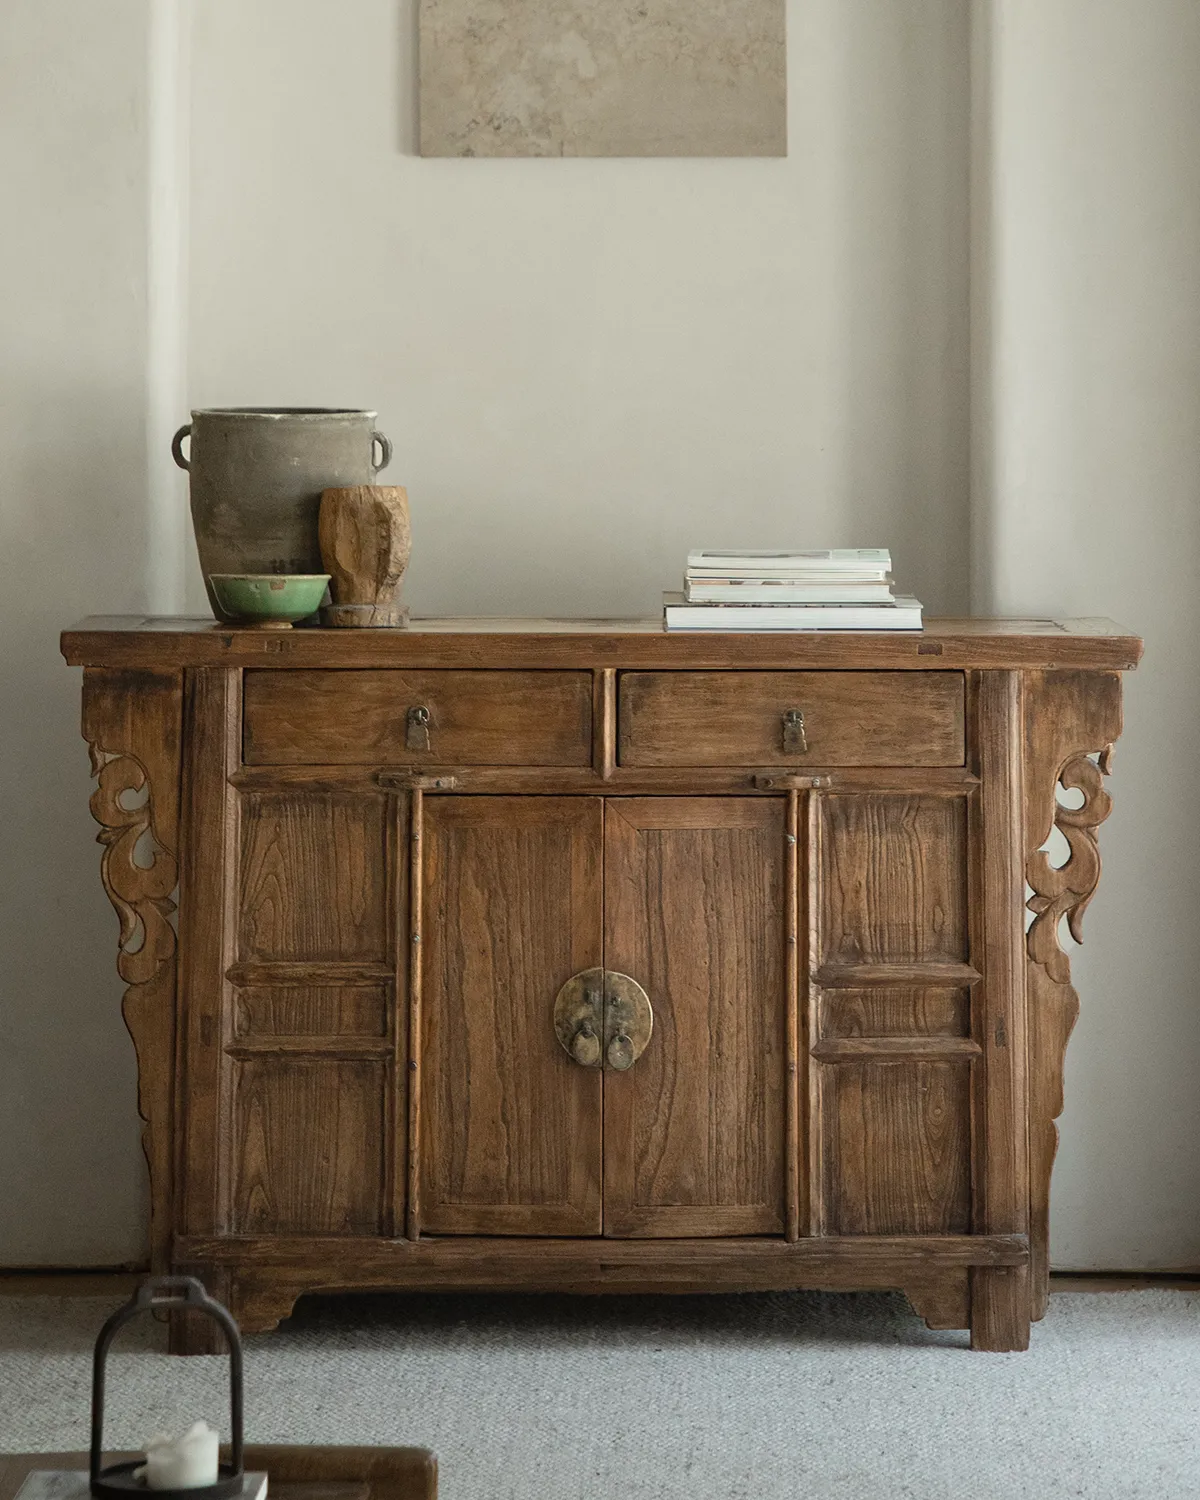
[406,704,432,752]
[782,708,808,755]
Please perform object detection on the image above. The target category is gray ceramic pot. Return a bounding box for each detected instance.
[172,407,393,620]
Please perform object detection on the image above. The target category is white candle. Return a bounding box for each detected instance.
[139,1422,220,1490]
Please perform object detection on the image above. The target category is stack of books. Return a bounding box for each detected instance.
[663,550,923,631]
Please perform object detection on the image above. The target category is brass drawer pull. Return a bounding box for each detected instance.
[782,708,808,755]
[406,704,432,752]
[554,967,653,1071]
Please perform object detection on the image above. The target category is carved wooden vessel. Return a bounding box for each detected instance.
[318,485,412,628]
[62,615,1141,1353]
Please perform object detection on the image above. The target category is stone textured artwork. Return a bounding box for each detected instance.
[419,0,787,158]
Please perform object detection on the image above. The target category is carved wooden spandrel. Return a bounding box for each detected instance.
[1023,670,1123,1319]
[81,667,183,1275]
[1027,748,1114,983]
[89,745,178,987]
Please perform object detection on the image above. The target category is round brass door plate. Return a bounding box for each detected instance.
[554,968,653,1071]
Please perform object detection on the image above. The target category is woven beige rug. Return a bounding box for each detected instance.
[1,1289,1197,1499]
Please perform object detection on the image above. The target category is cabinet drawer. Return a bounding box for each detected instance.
[243,669,593,766]
[619,671,965,767]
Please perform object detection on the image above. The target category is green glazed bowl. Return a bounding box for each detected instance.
[208,574,331,628]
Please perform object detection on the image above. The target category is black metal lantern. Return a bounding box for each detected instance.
[90,1277,245,1500]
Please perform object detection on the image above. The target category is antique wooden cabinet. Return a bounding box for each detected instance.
[62,616,1141,1352]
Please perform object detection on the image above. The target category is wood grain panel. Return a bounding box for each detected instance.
[819,794,968,964]
[619,671,965,767]
[64,615,1144,674]
[239,793,388,962]
[243,669,592,766]
[231,1058,386,1234]
[421,797,603,1234]
[233,987,390,1041]
[821,1060,971,1235]
[822,988,970,1039]
[603,799,786,1237]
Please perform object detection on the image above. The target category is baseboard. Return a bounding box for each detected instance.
[0,1267,145,1296]
[1050,1269,1200,1290]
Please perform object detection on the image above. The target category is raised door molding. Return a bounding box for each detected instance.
[1023,669,1123,1318]
[82,667,183,1273]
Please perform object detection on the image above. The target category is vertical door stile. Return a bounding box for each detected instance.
[384,795,395,1238]
[215,670,243,1239]
[384,787,408,1240]
[177,666,242,1239]
[785,790,801,1242]
[804,786,823,1237]
[595,669,617,780]
[406,787,424,1240]
[969,670,1031,1349]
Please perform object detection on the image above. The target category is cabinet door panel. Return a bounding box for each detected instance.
[812,792,974,1235]
[421,797,603,1235]
[233,985,390,1042]
[230,1057,386,1235]
[821,988,970,1040]
[820,794,968,965]
[239,792,389,963]
[604,799,786,1237]
[820,1060,971,1235]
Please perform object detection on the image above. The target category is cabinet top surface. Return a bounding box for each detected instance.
[61,615,1142,671]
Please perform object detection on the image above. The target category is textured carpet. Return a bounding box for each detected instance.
[1,1289,1198,1499]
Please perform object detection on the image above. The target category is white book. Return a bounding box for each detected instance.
[687,569,892,584]
[663,593,923,632]
[686,548,892,575]
[685,579,895,604]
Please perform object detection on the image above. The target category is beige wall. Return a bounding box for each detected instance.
[976,0,1200,1268]
[0,0,157,1261]
[0,0,1195,1269]
[187,0,971,619]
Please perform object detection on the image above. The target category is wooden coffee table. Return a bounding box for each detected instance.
[0,1448,436,1500]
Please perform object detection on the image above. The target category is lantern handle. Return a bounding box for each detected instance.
[90,1276,244,1491]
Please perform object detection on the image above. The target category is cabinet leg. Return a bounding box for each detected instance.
[167,1266,232,1357]
[969,1265,1032,1352]
[905,1270,970,1331]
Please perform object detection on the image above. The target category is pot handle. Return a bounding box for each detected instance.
[372,431,393,473]
[171,423,192,472]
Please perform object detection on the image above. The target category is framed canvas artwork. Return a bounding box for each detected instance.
[419,0,788,158]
